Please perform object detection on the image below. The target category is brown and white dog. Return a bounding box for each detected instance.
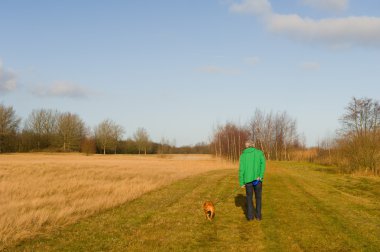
[203,201,215,221]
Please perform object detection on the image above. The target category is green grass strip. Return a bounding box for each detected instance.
[8,163,380,252]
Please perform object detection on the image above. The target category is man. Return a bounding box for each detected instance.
[239,140,266,221]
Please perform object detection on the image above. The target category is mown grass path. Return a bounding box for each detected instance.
[8,162,380,251]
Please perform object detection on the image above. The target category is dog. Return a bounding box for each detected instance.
[203,201,215,221]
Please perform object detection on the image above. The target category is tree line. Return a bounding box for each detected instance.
[1,97,379,175]
[0,106,209,155]
[315,97,380,175]
[211,110,303,162]
[209,97,380,175]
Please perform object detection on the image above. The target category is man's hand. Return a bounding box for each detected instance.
[241,185,245,188]
[257,177,261,181]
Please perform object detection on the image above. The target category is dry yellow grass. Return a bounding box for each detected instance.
[0,153,233,249]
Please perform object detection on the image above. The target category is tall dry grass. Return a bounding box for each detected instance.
[0,153,233,249]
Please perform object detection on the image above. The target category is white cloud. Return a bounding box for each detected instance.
[268,14,380,48]
[245,56,260,66]
[229,0,380,48]
[197,65,241,75]
[301,0,348,12]
[300,61,320,70]
[229,0,271,15]
[32,81,90,98]
[0,61,17,94]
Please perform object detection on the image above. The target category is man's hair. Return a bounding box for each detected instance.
[245,140,255,147]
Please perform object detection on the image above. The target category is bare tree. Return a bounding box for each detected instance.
[95,119,113,154]
[340,97,380,138]
[211,122,249,162]
[57,112,86,151]
[159,137,171,155]
[133,127,150,155]
[24,109,58,150]
[95,119,124,154]
[249,109,274,159]
[338,97,380,174]
[248,110,300,160]
[110,124,125,154]
[0,104,20,153]
[274,112,297,160]
[316,135,337,165]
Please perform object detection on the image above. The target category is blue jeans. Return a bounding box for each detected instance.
[245,181,262,220]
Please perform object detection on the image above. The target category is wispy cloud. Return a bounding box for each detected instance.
[0,61,17,94]
[229,0,380,48]
[267,14,380,48]
[245,56,260,66]
[197,65,241,75]
[230,0,271,15]
[31,81,91,98]
[301,0,348,12]
[300,61,320,70]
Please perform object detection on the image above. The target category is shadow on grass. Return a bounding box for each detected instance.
[313,167,338,174]
[234,194,247,218]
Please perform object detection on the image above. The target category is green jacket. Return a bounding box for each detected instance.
[239,147,266,186]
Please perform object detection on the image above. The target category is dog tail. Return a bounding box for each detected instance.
[207,210,212,219]
[207,210,215,220]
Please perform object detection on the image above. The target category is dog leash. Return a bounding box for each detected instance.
[213,186,241,206]
[213,180,262,206]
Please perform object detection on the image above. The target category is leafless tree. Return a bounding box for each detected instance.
[24,109,58,150]
[340,97,380,137]
[159,137,171,155]
[95,119,124,154]
[110,124,125,154]
[95,119,112,154]
[315,135,337,165]
[274,112,298,160]
[338,97,380,174]
[247,110,300,160]
[0,104,20,153]
[57,112,86,151]
[249,109,275,159]
[211,122,249,162]
[133,127,150,155]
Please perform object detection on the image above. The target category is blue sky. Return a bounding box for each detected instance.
[1,0,380,146]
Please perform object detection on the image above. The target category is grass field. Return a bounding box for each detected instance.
[0,153,231,250]
[2,156,379,251]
